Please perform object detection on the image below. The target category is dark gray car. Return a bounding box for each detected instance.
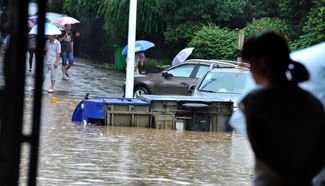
[125,59,239,98]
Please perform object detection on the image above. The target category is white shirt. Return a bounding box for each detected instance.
[45,39,61,65]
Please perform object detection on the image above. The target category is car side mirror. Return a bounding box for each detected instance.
[188,85,194,93]
[162,71,172,78]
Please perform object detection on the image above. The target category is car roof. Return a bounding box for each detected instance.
[209,68,250,73]
[184,59,250,68]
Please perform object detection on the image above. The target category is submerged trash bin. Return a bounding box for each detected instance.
[114,45,127,72]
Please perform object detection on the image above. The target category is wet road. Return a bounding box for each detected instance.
[3,55,254,185]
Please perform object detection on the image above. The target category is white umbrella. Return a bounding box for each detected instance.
[29,23,61,35]
[172,47,194,66]
[229,42,325,137]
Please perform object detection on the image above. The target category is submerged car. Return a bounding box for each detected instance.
[124,59,242,98]
[189,66,250,109]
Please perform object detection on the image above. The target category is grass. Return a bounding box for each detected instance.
[145,58,171,68]
[105,64,114,69]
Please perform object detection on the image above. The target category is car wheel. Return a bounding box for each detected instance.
[134,86,149,98]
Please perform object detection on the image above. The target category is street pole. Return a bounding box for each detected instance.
[125,0,137,98]
[237,29,244,62]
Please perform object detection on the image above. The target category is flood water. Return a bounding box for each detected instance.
[3,56,254,185]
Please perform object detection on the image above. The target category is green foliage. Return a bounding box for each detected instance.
[145,58,171,67]
[279,0,313,25]
[290,0,325,50]
[188,25,237,60]
[104,63,114,69]
[47,0,65,13]
[279,0,313,39]
[60,0,162,39]
[101,0,162,39]
[244,17,294,40]
[154,0,280,29]
[164,22,203,52]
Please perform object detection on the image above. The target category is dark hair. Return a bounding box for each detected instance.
[242,31,309,83]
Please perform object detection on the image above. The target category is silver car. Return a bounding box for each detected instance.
[189,67,250,109]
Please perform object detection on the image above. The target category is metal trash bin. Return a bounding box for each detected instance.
[140,95,233,132]
[103,97,151,128]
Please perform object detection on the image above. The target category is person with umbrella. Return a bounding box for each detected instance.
[55,16,80,80]
[58,24,74,80]
[43,34,61,93]
[122,40,154,75]
[29,23,62,93]
[126,52,145,75]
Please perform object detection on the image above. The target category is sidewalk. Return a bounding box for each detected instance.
[23,54,126,98]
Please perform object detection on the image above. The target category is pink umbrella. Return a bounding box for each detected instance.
[52,16,80,25]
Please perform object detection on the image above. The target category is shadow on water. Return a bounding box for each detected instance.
[14,56,254,185]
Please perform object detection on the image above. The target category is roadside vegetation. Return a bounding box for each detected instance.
[48,0,325,61]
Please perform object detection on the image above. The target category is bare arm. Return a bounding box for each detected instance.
[28,34,35,38]
[71,41,73,52]
[140,54,145,66]
[58,32,68,42]
[54,53,60,68]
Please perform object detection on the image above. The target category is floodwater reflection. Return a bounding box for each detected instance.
[18,57,253,185]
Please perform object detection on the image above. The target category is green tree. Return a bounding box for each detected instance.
[244,17,294,40]
[58,0,163,39]
[291,0,325,50]
[154,0,280,29]
[164,22,203,52]
[188,25,237,60]
[279,0,313,39]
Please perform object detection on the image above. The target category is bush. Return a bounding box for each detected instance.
[187,25,237,60]
[244,17,294,40]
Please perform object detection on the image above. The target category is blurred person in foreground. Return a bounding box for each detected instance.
[239,31,325,186]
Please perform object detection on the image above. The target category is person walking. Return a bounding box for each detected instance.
[239,32,325,186]
[27,34,36,72]
[58,24,74,80]
[43,35,61,93]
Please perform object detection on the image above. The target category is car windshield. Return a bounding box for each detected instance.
[198,71,249,94]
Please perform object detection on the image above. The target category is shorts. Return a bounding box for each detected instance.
[43,64,56,80]
[61,52,74,66]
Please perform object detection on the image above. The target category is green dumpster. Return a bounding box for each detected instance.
[114,45,127,72]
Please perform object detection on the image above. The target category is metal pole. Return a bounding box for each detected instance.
[0,0,28,185]
[125,0,137,98]
[28,0,47,185]
[237,29,244,62]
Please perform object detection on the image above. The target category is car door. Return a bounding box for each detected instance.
[153,63,197,95]
[187,64,211,89]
